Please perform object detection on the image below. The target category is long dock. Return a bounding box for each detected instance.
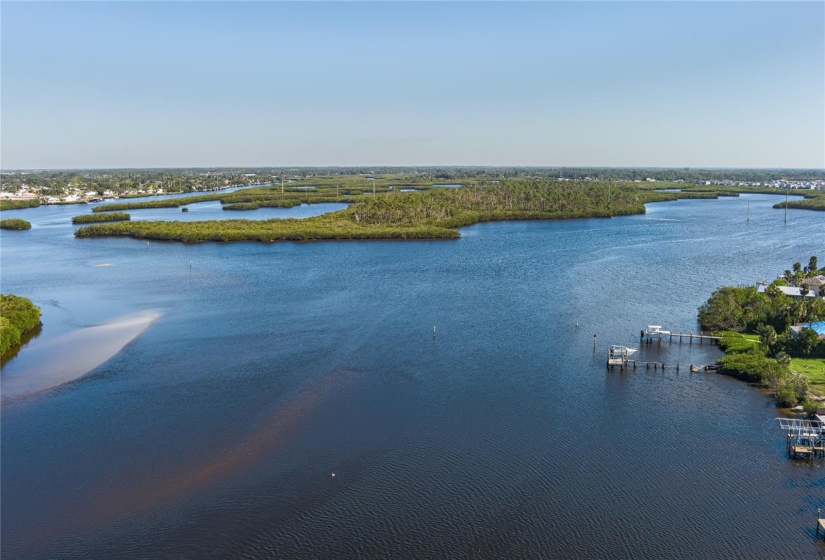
[607,358,717,372]
[606,346,716,372]
[642,327,721,345]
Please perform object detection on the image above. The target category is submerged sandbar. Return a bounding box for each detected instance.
[1,310,160,399]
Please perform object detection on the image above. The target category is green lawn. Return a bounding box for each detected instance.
[791,357,825,396]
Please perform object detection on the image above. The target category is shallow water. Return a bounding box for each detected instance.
[1,194,824,559]
[1,310,161,398]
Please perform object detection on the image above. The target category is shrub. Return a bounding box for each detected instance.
[718,333,755,354]
[803,399,820,418]
[776,387,799,407]
[0,218,32,230]
[716,351,773,383]
[72,212,130,224]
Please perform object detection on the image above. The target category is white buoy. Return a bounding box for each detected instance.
[331,473,336,478]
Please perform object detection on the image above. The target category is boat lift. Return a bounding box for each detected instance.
[776,418,825,458]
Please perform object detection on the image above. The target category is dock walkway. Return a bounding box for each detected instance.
[642,325,721,345]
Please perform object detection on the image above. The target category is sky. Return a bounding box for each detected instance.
[1,1,823,169]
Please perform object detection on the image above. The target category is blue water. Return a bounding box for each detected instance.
[1,194,824,559]
[2,199,349,229]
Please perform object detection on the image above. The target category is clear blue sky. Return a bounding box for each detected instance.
[2,1,823,169]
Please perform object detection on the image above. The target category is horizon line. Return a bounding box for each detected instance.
[3,165,825,173]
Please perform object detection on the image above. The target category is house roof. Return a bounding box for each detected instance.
[756,284,817,298]
[801,276,825,286]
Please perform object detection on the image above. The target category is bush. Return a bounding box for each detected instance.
[716,351,774,383]
[803,399,820,418]
[718,333,756,354]
[0,218,32,230]
[776,387,799,407]
[72,212,130,224]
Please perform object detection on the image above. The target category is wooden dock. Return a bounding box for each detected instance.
[607,359,716,372]
[606,355,715,373]
[642,331,721,345]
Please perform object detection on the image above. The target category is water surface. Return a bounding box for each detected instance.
[1,194,824,559]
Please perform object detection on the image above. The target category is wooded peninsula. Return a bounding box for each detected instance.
[72,176,825,243]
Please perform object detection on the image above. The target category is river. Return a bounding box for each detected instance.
[1,193,823,558]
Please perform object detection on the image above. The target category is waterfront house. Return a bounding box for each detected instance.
[799,276,825,297]
[756,283,818,299]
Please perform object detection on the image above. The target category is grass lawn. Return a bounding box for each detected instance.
[791,357,825,396]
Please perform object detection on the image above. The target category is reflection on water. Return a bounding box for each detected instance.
[1,310,161,399]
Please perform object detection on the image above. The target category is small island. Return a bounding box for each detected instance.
[698,256,825,414]
[0,218,32,230]
[0,294,42,356]
[72,212,131,224]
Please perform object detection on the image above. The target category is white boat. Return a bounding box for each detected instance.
[609,345,637,359]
